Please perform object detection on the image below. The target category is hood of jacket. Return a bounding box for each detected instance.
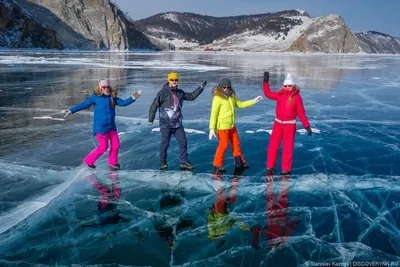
[163,82,177,91]
[212,87,236,98]
[278,88,300,96]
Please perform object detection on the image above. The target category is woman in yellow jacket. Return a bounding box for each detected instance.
[209,78,263,172]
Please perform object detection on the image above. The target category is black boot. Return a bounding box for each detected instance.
[180,162,194,170]
[213,166,226,173]
[241,162,250,169]
[267,168,275,175]
[160,160,168,170]
[109,163,120,170]
[83,161,96,170]
[281,170,291,175]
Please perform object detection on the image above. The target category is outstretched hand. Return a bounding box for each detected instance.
[201,81,207,89]
[253,96,263,104]
[132,90,142,100]
[62,109,71,119]
[263,72,269,83]
[305,126,312,136]
[209,129,217,140]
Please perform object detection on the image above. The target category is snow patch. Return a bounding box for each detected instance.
[308,147,323,152]
[151,128,205,134]
[256,129,273,135]
[297,128,321,134]
[33,116,65,121]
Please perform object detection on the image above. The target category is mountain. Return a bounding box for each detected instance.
[135,10,398,54]
[1,2,398,54]
[10,0,167,50]
[135,9,316,51]
[287,15,361,53]
[354,31,400,54]
[0,0,62,49]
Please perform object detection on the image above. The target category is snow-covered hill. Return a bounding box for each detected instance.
[135,10,398,54]
[354,31,400,54]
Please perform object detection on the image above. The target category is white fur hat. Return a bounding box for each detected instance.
[283,74,295,86]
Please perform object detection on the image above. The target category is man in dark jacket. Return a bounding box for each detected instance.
[148,72,207,170]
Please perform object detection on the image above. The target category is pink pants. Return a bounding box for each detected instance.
[84,130,120,166]
[267,122,296,172]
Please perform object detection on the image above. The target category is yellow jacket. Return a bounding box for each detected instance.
[209,87,255,130]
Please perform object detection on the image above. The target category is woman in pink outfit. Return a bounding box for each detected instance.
[263,72,312,175]
[63,78,142,170]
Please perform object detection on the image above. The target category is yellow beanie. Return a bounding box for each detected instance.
[168,72,179,81]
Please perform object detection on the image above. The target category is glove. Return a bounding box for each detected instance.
[209,129,217,140]
[132,90,142,100]
[305,126,312,136]
[62,109,71,119]
[147,121,153,126]
[263,71,269,83]
[200,81,207,89]
[253,96,263,104]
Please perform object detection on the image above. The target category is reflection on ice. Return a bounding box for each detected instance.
[0,166,399,266]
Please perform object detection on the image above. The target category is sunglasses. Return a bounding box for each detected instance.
[169,79,179,82]
[284,85,293,88]
[101,86,110,89]
[222,86,231,90]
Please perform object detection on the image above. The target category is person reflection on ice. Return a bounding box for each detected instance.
[83,170,129,226]
[151,181,195,249]
[251,173,300,250]
[207,167,249,249]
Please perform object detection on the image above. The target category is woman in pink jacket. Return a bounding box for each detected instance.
[263,72,312,175]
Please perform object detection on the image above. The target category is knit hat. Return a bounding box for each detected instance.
[168,72,179,81]
[283,74,295,86]
[99,78,110,88]
[218,78,231,88]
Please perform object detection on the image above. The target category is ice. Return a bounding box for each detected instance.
[0,50,399,266]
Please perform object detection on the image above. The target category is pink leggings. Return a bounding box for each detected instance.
[84,130,120,166]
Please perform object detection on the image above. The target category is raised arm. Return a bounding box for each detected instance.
[115,90,142,106]
[183,81,207,101]
[263,72,278,100]
[115,97,134,107]
[70,94,95,114]
[148,91,162,124]
[234,97,256,108]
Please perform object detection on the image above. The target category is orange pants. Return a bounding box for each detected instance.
[213,126,245,167]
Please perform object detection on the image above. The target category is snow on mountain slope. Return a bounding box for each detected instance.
[203,12,313,51]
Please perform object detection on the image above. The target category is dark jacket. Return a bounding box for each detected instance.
[148,83,204,128]
[70,93,134,135]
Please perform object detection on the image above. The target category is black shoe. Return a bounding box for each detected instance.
[241,162,250,169]
[213,166,226,173]
[109,164,120,170]
[160,160,168,170]
[281,170,291,175]
[180,162,194,170]
[83,161,96,170]
[266,168,275,175]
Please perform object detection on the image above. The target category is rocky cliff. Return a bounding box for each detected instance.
[0,0,62,49]
[13,0,163,50]
[287,15,362,53]
[354,31,400,54]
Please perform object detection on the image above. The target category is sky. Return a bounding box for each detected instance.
[113,0,400,37]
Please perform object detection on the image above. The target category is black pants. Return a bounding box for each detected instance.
[160,126,188,163]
